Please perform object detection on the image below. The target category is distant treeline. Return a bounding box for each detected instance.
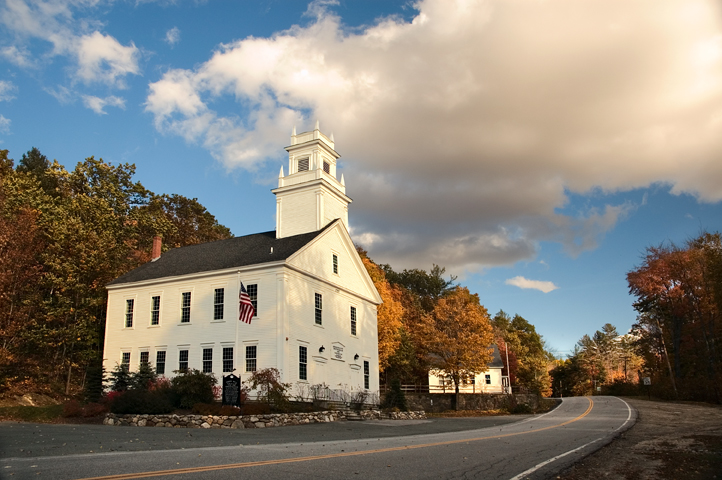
[552,232,722,404]
[0,148,232,396]
[358,250,556,396]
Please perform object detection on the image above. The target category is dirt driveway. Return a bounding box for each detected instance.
[557,397,722,480]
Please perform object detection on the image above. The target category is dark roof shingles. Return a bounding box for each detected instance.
[109,227,328,286]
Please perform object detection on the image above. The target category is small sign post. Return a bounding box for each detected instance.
[222,374,241,407]
[643,376,651,400]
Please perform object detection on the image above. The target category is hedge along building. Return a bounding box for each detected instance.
[103,125,383,400]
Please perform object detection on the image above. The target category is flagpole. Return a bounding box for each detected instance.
[236,270,241,376]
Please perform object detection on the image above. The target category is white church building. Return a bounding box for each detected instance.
[103,125,383,399]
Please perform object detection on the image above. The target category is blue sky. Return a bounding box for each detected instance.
[2,0,721,357]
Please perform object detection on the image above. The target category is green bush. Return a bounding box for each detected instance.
[381,379,408,411]
[109,363,131,392]
[83,359,106,403]
[131,362,157,391]
[510,403,533,414]
[110,389,174,414]
[170,369,217,409]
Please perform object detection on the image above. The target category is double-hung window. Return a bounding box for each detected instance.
[140,351,149,365]
[223,347,234,373]
[121,352,131,368]
[350,306,357,336]
[314,293,322,325]
[150,296,160,325]
[485,374,491,385]
[363,361,370,389]
[181,292,191,323]
[245,346,257,372]
[156,351,166,375]
[299,346,308,381]
[203,348,213,373]
[125,299,134,328]
[213,288,224,320]
[246,284,257,317]
[179,350,189,372]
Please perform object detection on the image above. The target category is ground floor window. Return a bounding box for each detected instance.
[299,346,307,380]
[223,347,234,373]
[179,350,189,372]
[245,346,257,372]
[156,351,166,374]
[140,351,149,365]
[203,348,213,373]
[121,352,130,367]
[363,360,370,389]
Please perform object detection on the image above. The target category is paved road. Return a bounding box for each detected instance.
[0,396,634,480]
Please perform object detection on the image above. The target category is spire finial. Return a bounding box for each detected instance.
[292,126,296,136]
[330,132,334,142]
[279,166,284,177]
[315,120,320,130]
[340,173,345,186]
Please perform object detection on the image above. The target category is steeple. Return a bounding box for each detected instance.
[272,124,351,239]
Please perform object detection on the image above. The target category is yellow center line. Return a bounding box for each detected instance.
[80,398,594,480]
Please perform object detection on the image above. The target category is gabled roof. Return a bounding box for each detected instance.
[108,225,332,286]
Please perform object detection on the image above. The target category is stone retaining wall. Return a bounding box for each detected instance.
[104,410,426,429]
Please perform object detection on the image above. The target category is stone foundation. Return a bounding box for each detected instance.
[103,410,426,428]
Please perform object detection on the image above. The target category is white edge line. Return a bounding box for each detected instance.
[613,396,634,432]
[508,437,602,480]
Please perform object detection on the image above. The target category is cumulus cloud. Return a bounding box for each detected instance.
[505,276,559,294]
[144,0,722,271]
[82,94,125,114]
[0,0,140,87]
[0,81,17,101]
[165,27,180,46]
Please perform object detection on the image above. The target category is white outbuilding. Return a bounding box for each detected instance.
[102,125,382,399]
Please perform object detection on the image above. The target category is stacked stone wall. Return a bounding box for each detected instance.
[104,410,426,429]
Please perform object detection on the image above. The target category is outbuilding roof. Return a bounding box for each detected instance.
[108,225,332,286]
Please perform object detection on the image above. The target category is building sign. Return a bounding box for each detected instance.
[331,342,344,361]
[222,374,241,407]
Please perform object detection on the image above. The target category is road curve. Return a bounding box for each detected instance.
[1,396,635,480]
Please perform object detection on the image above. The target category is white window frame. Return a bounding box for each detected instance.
[149,293,162,326]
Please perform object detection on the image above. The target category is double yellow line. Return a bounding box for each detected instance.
[82,398,594,480]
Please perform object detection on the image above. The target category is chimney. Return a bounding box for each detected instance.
[151,236,162,262]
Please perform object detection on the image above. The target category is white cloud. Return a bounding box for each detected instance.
[505,276,559,294]
[144,0,722,271]
[165,27,180,47]
[0,0,140,87]
[0,115,10,133]
[75,32,139,87]
[0,81,17,101]
[82,94,125,114]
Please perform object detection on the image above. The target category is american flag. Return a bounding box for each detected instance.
[239,282,254,324]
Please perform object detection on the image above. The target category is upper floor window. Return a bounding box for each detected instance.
[332,254,338,274]
[485,374,491,385]
[314,293,322,325]
[150,296,160,325]
[246,284,258,317]
[181,292,191,323]
[203,348,213,373]
[213,288,224,320]
[350,306,357,336]
[323,161,330,174]
[125,299,134,328]
[298,157,309,172]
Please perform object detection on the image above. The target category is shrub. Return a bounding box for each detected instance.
[62,400,83,418]
[131,362,157,391]
[248,368,291,411]
[192,403,242,416]
[81,402,108,417]
[109,364,131,392]
[83,360,106,403]
[510,403,533,414]
[170,369,217,409]
[241,402,272,415]
[110,389,174,414]
[381,379,408,411]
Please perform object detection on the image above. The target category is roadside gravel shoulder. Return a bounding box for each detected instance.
[557,397,722,480]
